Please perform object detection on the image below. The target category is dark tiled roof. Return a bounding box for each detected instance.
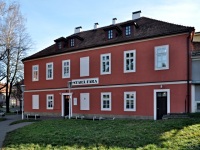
[23,17,194,61]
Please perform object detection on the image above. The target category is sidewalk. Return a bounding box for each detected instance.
[0,115,34,149]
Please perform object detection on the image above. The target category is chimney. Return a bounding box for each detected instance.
[94,23,99,29]
[132,10,141,20]
[112,18,117,25]
[74,26,82,33]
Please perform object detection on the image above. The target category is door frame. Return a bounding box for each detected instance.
[154,89,170,120]
[61,93,72,118]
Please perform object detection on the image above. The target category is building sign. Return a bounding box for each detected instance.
[72,78,99,86]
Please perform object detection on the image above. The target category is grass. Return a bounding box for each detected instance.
[3,118,200,150]
[0,117,6,121]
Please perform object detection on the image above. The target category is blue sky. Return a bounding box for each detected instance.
[18,0,200,55]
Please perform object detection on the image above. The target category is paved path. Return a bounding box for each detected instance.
[0,115,34,149]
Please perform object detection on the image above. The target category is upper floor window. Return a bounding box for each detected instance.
[46,62,53,80]
[80,57,89,77]
[155,45,169,70]
[101,92,111,111]
[70,38,75,47]
[62,60,70,78]
[124,50,136,73]
[108,30,113,39]
[101,53,111,75]
[46,94,54,109]
[125,26,131,36]
[32,65,39,81]
[124,92,136,111]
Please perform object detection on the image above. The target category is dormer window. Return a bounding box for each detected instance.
[70,38,75,47]
[108,30,113,39]
[58,42,62,49]
[125,26,131,36]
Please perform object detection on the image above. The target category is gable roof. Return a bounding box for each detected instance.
[23,17,194,61]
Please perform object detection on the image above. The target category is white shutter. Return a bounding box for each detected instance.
[80,57,89,77]
[32,95,39,109]
[80,93,90,110]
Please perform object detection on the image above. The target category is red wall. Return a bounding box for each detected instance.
[23,34,189,117]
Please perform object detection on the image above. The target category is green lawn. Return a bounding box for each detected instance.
[3,118,200,150]
[0,117,6,121]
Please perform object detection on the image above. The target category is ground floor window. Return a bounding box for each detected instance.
[32,95,39,109]
[46,94,54,109]
[101,92,111,111]
[124,92,136,111]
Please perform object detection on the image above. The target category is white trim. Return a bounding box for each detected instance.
[101,92,112,111]
[155,45,169,70]
[46,94,54,109]
[25,81,188,93]
[100,53,111,75]
[154,89,170,120]
[61,93,72,118]
[124,92,136,111]
[32,65,39,81]
[62,60,70,78]
[124,50,136,73]
[24,33,188,63]
[46,62,53,80]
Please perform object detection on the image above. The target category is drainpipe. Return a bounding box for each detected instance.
[187,31,192,113]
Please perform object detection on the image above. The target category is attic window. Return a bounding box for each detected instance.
[70,38,75,47]
[125,26,131,36]
[108,30,113,39]
[58,42,62,49]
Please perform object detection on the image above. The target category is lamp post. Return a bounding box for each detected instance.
[20,85,25,120]
[67,81,72,119]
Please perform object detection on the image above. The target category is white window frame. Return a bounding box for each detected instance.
[124,50,136,73]
[101,92,111,111]
[46,62,53,80]
[124,92,136,111]
[32,65,39,81]
[155,45,169,70]
[125,26,131,36]
[32,95,39,109]
[108,30,113,39]
[46,94,54,109]
[70,38,74,47]
[101,53,111,75]
[62,60,70,78]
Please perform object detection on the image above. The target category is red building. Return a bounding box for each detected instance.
[22,11,195,120]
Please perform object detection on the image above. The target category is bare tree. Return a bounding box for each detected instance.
[0,1,32,113]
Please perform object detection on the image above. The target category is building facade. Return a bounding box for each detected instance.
[23,12,195,120]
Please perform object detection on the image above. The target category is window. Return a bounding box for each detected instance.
[62,60,70,78]
[32,95,39,109]
[58,42,62,49]
[124,92,136,111]
[46,62,53,80]
[80,57,89,77]
[47,94,54,109]
[155,45,169,70]
[124,50,136,73]
[32,65,39,81]
[125,26,131,36]
[101,53,111,75]
[80,93,90,110]
[70,38,74,47]
[101,92,111,111]
[108,30,113,39]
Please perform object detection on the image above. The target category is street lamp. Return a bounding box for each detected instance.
[67,81,72,119]
[20,85,25,120]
